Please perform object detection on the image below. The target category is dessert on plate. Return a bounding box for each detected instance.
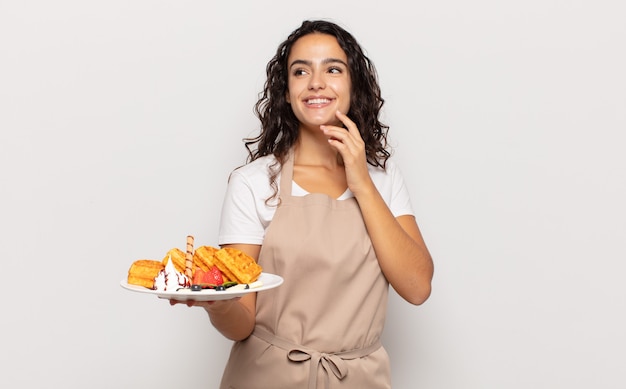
[126,236,263,292]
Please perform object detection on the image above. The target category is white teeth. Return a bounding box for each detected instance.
[306,98,330,104]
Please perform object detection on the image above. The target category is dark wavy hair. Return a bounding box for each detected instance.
[244,20,391,200]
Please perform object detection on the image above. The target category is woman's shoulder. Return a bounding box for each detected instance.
[368,156,403,180]
[227,155,279,202]
[370,156,414,216]
[230,155,277,181]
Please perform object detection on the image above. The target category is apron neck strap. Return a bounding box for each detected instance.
[279,150,295,199]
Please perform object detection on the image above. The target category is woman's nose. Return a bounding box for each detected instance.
[308,72,325,90]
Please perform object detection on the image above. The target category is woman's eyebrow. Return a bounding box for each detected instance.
[289,58,348,69]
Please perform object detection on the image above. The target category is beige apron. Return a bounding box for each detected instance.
[220,153,391,389]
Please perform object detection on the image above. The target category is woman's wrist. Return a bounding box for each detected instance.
[205,298,239,316]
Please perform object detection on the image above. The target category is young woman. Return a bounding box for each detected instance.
[177,20,433,388]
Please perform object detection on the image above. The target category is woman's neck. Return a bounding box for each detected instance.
[294,129,341,168]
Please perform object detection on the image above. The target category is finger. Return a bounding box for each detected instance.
[329,111,365,149]
[321,125,349,142]
[323,126,361,153]
[334,110,357,132]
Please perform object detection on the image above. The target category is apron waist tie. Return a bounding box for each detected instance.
[253,326,382,389]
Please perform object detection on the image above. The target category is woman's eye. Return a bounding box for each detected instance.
[328,67,342,74]
[293,69,308,76]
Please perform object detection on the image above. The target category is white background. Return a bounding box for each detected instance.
[1,1,625,388]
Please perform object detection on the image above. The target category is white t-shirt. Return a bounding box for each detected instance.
[218,155,414,245]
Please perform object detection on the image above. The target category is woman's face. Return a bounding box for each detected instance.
[286,33,351,130]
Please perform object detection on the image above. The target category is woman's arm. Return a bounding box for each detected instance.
[323,111,434,305]
[354,190,433,305]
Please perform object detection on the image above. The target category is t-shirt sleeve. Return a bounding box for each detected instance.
[218,170,266,246]
[388,161,415,218]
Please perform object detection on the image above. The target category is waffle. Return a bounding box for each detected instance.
[214,247,262,284]
[127,260,164,289]
[192,245,219,272]
[162,248,186,273]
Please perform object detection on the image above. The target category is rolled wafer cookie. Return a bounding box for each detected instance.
[185,235,194,278]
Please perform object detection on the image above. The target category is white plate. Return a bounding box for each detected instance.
[120,272,283,301]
